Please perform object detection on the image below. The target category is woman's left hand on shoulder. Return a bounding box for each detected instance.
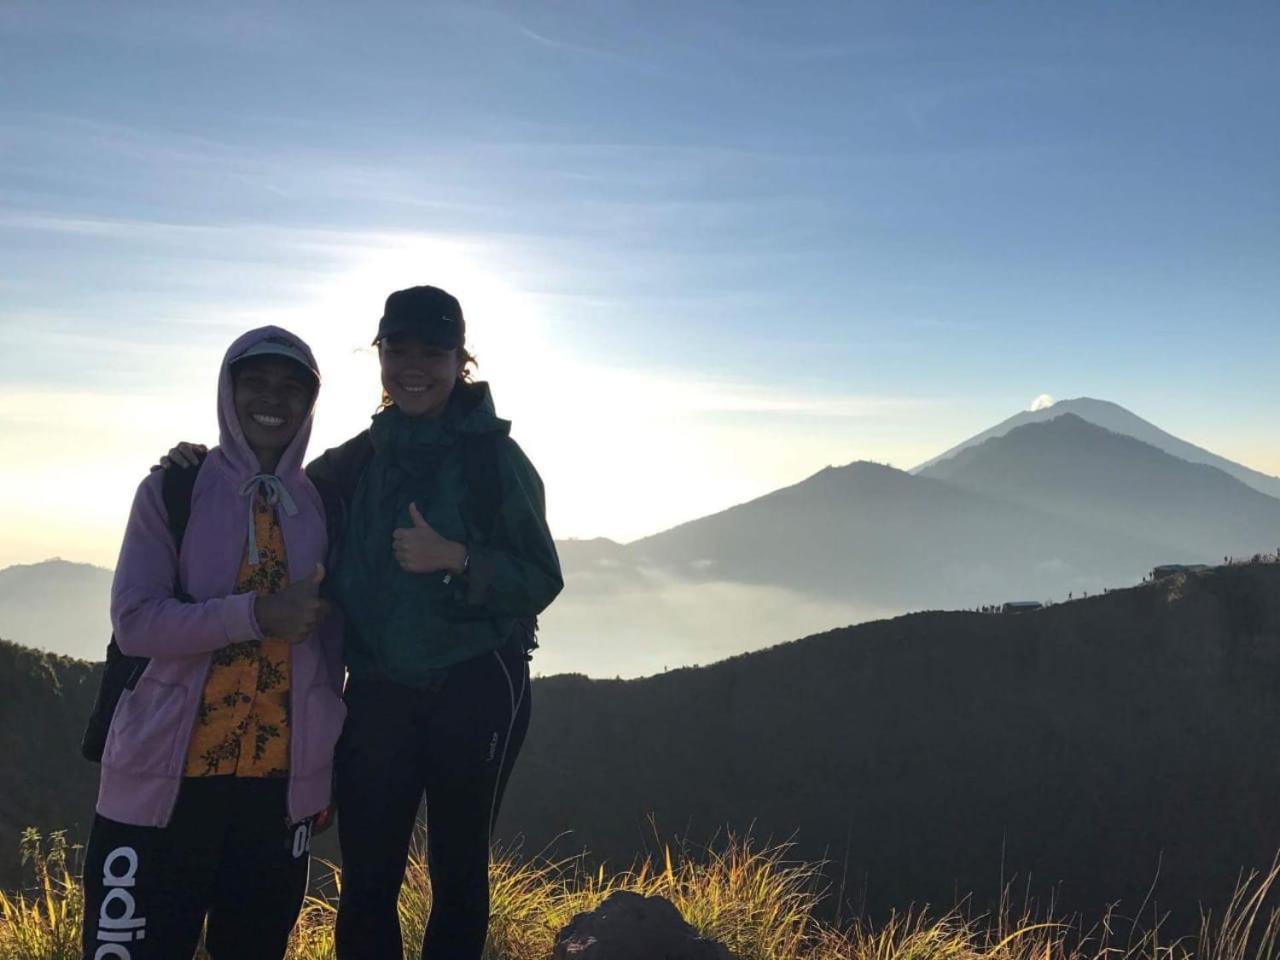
[393,502,468,575]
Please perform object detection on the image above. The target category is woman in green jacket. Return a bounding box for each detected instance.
[314,285,562,959]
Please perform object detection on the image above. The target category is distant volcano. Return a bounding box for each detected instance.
[912,397,1280,500]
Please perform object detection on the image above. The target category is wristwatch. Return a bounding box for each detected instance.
[442,546,470,585]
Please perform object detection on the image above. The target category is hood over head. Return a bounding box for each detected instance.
[216,325,320,482]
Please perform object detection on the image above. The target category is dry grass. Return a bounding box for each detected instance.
[6,828,1280,960]
[0,831,82,960]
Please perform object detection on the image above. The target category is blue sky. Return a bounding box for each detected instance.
[1,1,1277,566]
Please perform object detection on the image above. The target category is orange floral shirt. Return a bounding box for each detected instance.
[184,492,292,778]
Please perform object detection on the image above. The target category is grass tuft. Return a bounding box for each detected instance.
[0,831,82,960]
[6,828,1280,960]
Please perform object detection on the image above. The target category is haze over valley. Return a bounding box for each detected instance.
[7,398,1278,679]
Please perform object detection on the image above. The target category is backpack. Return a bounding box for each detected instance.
[308,429,540,657]
[80,462,202,763]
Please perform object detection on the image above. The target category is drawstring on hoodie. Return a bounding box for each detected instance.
[239,474,299,564]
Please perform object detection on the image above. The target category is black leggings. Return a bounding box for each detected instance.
[81,777,313,960]
[334,638,531,960]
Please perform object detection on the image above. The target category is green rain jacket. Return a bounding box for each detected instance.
[319,382,563,687]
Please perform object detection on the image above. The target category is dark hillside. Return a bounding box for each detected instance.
[500,563,1280,930]
[0,638,99,888]
[5,566,1280,934]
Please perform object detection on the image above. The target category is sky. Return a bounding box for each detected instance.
[1,1,1277,569]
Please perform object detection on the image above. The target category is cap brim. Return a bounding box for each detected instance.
[231,341,320,380]
[372,317,462,349]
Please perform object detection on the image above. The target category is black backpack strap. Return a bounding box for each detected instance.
[307,431,374,575]
[162,459,203,601]
[162,461,201,550]
[459,433,539,655]
[83,458,203,762]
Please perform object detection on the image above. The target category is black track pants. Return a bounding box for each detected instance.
[81,777,313,960]
[334,638,531,960]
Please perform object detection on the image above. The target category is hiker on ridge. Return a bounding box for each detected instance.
[82,328,344,960]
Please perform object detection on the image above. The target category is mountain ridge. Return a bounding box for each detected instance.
[623,451,1177,604]
[0,558,113,662]
[912,397,1280,499]
[919,413,1280,560]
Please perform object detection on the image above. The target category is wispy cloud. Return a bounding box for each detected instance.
[552,364,939,420]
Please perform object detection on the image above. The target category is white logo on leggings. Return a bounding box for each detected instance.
[94,846,146,959]
[292,821,313,859]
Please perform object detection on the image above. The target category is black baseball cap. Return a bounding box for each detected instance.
[373,285,465,349]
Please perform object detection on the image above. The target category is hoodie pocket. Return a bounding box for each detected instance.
[297,681,347,776]
[101,676,189,777]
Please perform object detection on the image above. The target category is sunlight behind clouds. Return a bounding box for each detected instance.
[1,225,947,565]
[240,231,942,546]
[246,230,553,449]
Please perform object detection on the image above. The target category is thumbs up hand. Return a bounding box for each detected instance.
[409,502,429,529]
[254,563,332,642]
[393,503,468,575]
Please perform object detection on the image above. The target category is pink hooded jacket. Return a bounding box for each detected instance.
[96,326,346,827]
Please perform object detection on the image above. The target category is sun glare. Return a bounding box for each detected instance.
[0,231,940,566]
[218,234,928,546]
[234,232,807,545]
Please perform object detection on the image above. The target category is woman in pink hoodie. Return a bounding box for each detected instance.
[81,327,347,960]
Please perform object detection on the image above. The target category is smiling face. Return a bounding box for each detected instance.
[378,332,464,418]
[231,356,315,470]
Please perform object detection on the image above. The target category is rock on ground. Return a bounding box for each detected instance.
[552,890,738,959]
